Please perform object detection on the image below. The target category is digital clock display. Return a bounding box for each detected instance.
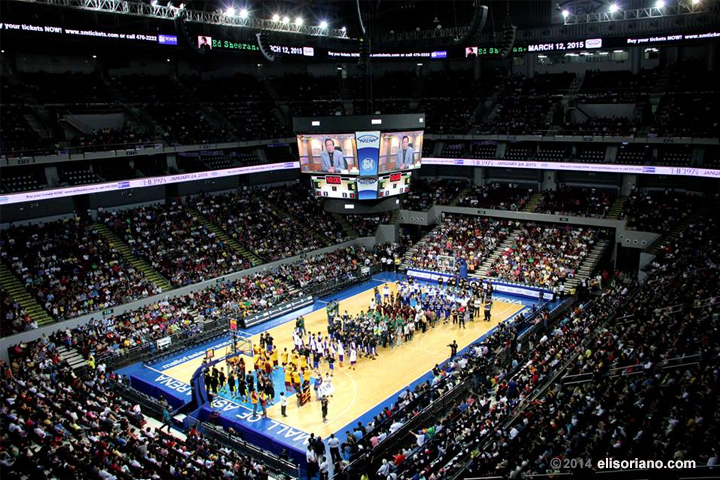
[325,176,342,185]
[389,173,402,182]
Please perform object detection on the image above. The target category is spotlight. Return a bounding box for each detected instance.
[295,16,303,26]
[151,0,158,5]
[341,26,346,32]
[655,0,664,7]
[562,9,570,18]
[239,8,248,18]
[319,21,328,29]
[609,3,619,13]
[692,0,700,4]
[272,14,280,21]
[282,16,290,24]
[178,3,184,9]
[92,55,97,58]
[225,6,235,16]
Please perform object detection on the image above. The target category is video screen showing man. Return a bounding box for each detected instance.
[321,138,347,173]
[378,131,423,173]
[396,135,415,170]
[297,133,358,174]
[198,36,213,50]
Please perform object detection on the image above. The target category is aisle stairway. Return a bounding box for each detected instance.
[474,229,522,277]
[564,238,609,291]
[646,209,704,257]
[522,192,543,213]
[57,345,89,370]
[0,262,54,327]
[386,210,399,225]
[607,197,626,220]
[186,208,263,267]
[449,187,470,207]
[331,213,359,239]
[92,224,173,292]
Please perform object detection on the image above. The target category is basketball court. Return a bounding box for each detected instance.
[119,273,533,464]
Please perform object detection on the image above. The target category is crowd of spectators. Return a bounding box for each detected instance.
[535,185,615,218]
[402,179,467,212]
[406,215,512,274]
[620,188,701,233]
[0,287,35,336]
[190,188,328,262]
[10,243,400,362]
[487,223,597,287]
[0,347,279,479]
[0,217,162,321]
[472,73,573,135]
[577,69,656,103]
[650,93,720,139]
[337,269,635,479]
[100,202,252,287]
[344,213,394,237]
[68,125,153,151]
[456,183,532,211]
[264,183,350,245]
[560,116,638,136]
[460,207,720,479]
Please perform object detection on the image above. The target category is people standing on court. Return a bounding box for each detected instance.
[306,446,318,480]
[448,340,458,359]
[484,298,493,322]
[280,392,287,417]
[250,390,259,418]
[328,433,341,464]
[321,396,329,423]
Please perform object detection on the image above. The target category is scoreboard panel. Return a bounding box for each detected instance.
[312,175,357,199]
[378,171,411,197]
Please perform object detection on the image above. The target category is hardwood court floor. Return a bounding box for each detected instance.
[163,282,524,437]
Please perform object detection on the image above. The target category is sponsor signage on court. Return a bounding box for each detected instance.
[408,268,554,300]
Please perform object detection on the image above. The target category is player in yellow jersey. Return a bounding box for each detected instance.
[281,348,289,368]
[284,364,294,392]
[271,348,279,369]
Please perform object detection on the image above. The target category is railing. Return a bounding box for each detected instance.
[562,352,719,386]
[93,269,381,370]
[340,297,566,477]
[445,287,640,480]
[95,316,228,370]
[186,418,301,478]
[109,380,300,478]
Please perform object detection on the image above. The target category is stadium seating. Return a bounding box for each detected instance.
[535,185,615,218]
[0,167,46,193]
[0,217,162,320]
[402,179,467,212]
[344,213,394,237]
[456,183,532,211]
[264,184,351,245]
[189,187,329,262]
[486,223,597,287]
[100,202,252,287]
[0,287,34,336]
[0,351,282,479]
[406,215,512,274]
[620,189,702,234]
